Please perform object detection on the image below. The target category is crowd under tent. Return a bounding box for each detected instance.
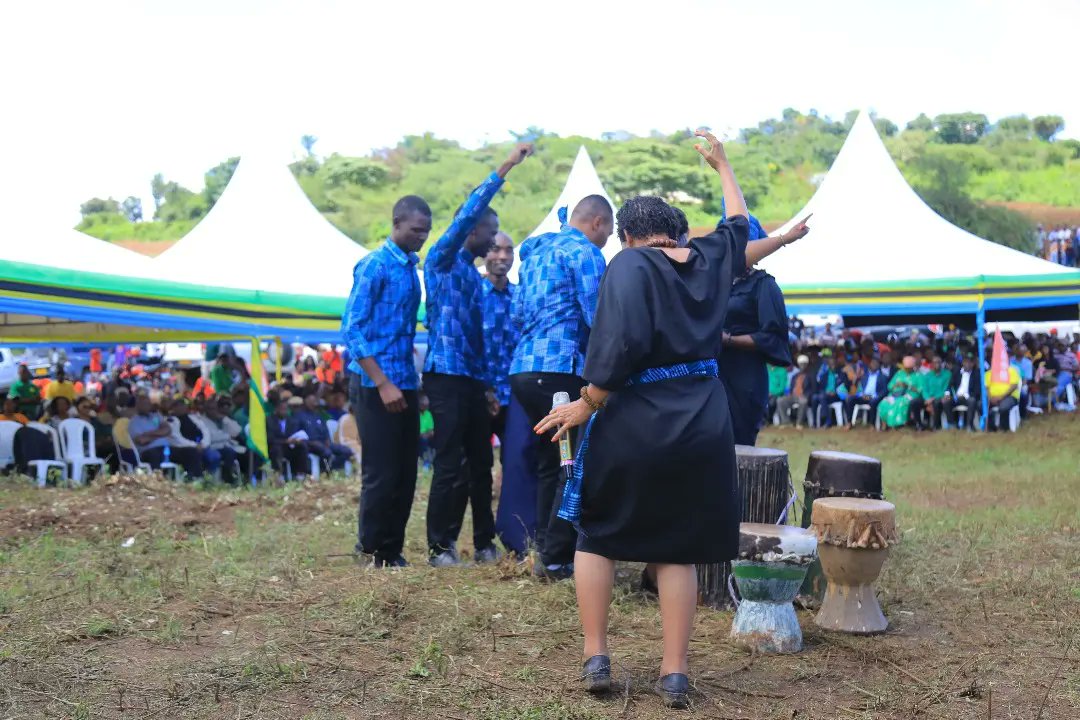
[759,111,1080,422]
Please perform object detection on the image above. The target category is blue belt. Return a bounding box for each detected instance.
[557,359,719,524]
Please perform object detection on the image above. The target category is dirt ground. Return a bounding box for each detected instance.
[1,419,1078,719]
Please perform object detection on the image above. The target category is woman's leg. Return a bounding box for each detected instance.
[655,563,696,676]
[574,550,615,659]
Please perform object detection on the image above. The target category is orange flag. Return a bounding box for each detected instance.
[990,327,1010,384]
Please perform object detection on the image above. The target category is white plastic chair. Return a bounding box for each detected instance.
[830,401,845,427]
[0,420,21,469]
[26,422,68,487]
[57,418,105,486]
[850,403,872,427]
[989,404,1021,432]
[113,417,151,474]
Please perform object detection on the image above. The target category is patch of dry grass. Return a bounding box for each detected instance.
[0,416,1077,718]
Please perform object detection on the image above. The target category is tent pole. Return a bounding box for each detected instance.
[274,337,283,384]
[975,305,989,431]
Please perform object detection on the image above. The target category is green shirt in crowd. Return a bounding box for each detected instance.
[921,369,951,400]
[768,365,789,397]
[8,378,40,402]
[888,369,923,399]
[211,364,234,394]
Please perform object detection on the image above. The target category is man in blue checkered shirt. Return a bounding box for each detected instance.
[509,195,613,579]
[423,142,533,567]
[341,195,432,569]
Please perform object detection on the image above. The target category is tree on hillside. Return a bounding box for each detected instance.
[301,135,318,157]
[79,197,120,217]
[203,157,240,207]
[910,153,1033,252]
[121,196,143,223]
[933,113,989,144]
[151,173,166,211]
[323,155,390,188]
[874,117,899,137]
[906,113,934,132]
[1032,115,1064,142]
[995,115,1032,139]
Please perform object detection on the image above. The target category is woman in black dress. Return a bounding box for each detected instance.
[720,244,792,445]
[537,131,810,708]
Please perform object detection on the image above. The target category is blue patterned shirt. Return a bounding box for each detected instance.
[423,172,505,382]
[340,239,421,389]
[482,281,519,406]
[510,218,607,376]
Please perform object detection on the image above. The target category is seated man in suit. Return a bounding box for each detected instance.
[809,351,842,427]
[294,390,353,472]
[942,352,981,430]
[266,397,309,478]
[844,356,888,428]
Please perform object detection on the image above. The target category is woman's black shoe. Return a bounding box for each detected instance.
[654,673,690,709]
[580,655,611,693]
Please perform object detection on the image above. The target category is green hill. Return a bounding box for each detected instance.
[78,110,1079,255]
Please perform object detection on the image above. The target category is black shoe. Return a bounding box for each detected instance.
[580,655,611,694]
[377,555,409,568]
[654,673,690,709]
[640,567,658,595]
[533,563,574,582]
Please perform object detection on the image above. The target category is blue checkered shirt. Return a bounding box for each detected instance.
[482,281,519,406]
[423,172,504,382]
[510,222,607,376]
[340,239,421,389]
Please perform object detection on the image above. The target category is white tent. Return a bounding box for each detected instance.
[763,111,1075,292]
[153,153,370,298]
[509,146,619,281]
[0,220,153,278]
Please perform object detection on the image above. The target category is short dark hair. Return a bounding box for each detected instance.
[616,196,679,244]
[670,206,689,236]
[392,195,432,223]
[571,194,613,223]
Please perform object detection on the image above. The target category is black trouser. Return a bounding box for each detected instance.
[424,373,495,555]
[142,445,203,477]
[510,372,582,568]
[270,443,309,477]
[353,378,419,560]
[843,395,882,425]
[988,396,1018,432]
[942,395,977,429]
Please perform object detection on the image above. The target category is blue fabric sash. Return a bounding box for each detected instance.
[556,359,719,524]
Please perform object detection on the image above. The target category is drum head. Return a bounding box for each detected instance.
[735,445,788,460]
[808,450,880,466]
[811,497,894,513]
[738,522,817,562]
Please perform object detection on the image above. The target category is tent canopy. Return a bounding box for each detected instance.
[153,152,369,298]
[0,258,344,344]
[509,146,620,281]
[760,112,1080,317]
[1,220,154,278]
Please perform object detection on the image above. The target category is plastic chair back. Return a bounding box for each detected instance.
[27,422,62,458]
[58,418,97,460]
[0,420,22,465]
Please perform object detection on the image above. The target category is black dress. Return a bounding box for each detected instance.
[719,269,792,446]
[576,217,748,564]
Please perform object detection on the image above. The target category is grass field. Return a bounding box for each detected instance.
[1,416,1078,719]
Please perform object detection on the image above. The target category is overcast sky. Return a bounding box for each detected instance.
[2,0,1077,227]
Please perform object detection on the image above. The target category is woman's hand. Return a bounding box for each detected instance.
[694,129,729,170]
[781,214,813,245]
[534,398,594,442]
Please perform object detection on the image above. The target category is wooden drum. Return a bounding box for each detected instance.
[810,497,898,634]
[799,451,883,603]
[698,446,792,609]
[730,523,817,653]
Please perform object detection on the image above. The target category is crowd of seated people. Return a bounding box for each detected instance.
[766,324,1080,432]
[0,344,362,482]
